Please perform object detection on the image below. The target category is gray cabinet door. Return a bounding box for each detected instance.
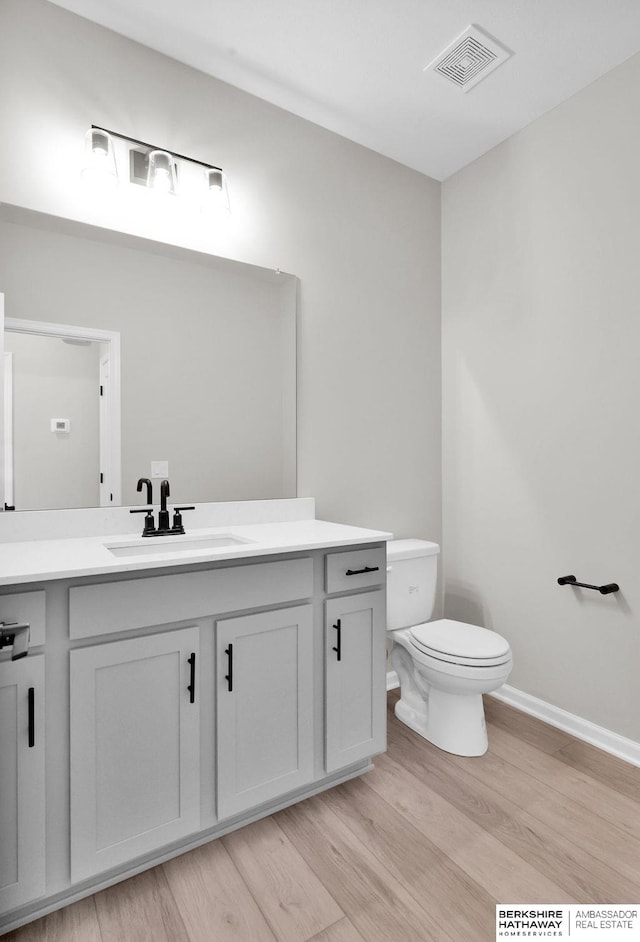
[70,627,200,881]
[217,605,314,819]
[0,654,45,911]
[325,591,386,773]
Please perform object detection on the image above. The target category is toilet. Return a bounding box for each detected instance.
[387,539,512,757]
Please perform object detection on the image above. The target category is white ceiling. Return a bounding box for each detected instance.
[48,0,640,180]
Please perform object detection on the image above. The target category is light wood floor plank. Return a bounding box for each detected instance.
[222,815,344,942]
[320,776,496,941]
[386,704,640,902]
[555,738,640,803]
[483,696,575,754]
[94,866,189,942]
[487,721,640,843]
[440,731,640,891]
[277,795,457,942]
[2,897,101,942]
[308,917,367,941]
[163,839,278,942]
[367,750,575,903]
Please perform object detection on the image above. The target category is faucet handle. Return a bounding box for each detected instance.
[130,506,157,535]
[172,506,195,533]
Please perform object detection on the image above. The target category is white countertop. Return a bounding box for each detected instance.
[0,518,393,585]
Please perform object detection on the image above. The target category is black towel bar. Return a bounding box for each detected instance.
[557,575,619,595]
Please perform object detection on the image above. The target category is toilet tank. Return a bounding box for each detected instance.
[387,539,440,630]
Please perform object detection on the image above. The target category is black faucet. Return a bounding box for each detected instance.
[130,477,195,536]
[158,480,171,532]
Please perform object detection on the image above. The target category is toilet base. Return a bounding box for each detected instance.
[395,688,488,757]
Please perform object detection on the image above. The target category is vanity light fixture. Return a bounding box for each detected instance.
[81,127,118,187]
[82,125,229,210]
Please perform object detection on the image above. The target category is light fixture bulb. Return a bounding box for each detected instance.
[203,167,230,214]
[147,150,177,195]
[207,169,223,192]
[153,168,170,193]
[82,127,118,187]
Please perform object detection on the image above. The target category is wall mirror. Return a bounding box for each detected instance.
[0,204,297,511]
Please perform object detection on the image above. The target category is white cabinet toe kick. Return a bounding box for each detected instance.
[0,541,387,934]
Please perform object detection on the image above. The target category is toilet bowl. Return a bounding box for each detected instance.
[387,540,513,757]
[390,619,512,756]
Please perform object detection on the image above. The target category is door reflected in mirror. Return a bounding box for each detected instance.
[4,321,120,510]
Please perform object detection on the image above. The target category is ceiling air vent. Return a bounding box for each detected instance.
[425,24,513,92]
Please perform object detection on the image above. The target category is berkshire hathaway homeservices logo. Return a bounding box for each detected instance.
[497,908,568,936]
[496,905,639,939]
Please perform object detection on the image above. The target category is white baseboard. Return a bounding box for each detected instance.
[386,671,640,768]
[489,684,640,768]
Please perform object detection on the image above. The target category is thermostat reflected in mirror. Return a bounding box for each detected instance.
[51,418,70,433]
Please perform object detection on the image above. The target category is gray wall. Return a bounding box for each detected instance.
[0,0,442,542]
[442,53,640,741]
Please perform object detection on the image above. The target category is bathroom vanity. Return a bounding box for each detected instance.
[0,499,390,933]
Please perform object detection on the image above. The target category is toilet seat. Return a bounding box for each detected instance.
[409,618,511,667]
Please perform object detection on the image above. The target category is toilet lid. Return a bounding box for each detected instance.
[409,619,511,667]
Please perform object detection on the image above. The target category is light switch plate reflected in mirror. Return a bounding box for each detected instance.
[151,461,169,478]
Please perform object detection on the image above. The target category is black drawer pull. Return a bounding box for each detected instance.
[332,620,342,661]
[225,644,233,692]
[187,653,196,703]
[28,687,35,748]
[345,565,380,576]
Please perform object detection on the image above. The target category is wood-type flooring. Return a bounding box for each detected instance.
[6,690,640,942]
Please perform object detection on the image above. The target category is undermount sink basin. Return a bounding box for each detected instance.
[105,534,252,558]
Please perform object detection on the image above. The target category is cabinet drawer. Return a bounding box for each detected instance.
[0,590,46,648]
[69,557,313,639]
[325,546,386,594]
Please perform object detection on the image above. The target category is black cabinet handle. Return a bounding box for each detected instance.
[345,565,380,576]
[187,653,196,703]
[225,644,233,692]
[28,687,35,748]
[332,620,342,661]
